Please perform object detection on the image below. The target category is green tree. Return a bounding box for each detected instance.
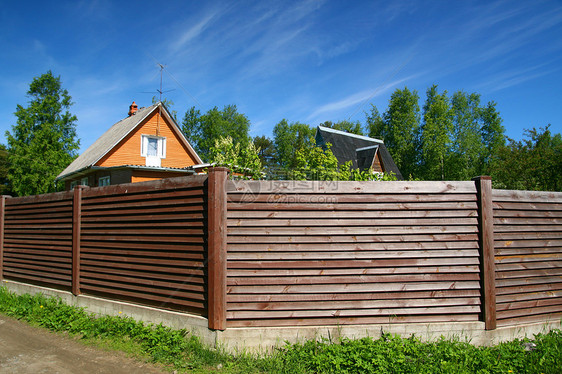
[181,104,250,162]
[292,140,339,180]
[6,71,80,196]
[479,101,506,173]
[208,135,263,179]
[319,120,363,135]
[381,87,421,178]
[420,85,453,180]
[365,104,385,139]
[449,91,483,180]
[492,126,562,191]
[0,144,11,195]
[272,119,315,169]
[253,135,275,169]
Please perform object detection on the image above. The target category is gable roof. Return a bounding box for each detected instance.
[57,102,202,181]
[315,125,403,179]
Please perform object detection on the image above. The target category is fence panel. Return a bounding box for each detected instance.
[226,180,482,327]
[493,189,562,327]
[79,176,208,315]
[3,192,74,289]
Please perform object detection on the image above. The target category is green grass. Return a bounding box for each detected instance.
[0,286,561,373]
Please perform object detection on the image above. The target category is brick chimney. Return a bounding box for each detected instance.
[128,101,138,116]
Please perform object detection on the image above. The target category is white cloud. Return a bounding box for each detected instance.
[306,75,417,121]
[169,9,221,53]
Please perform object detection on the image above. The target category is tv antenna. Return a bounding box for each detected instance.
[155,63,176,103]
[141,63,176,136]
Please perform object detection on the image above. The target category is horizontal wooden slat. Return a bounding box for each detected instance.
[493,202,562,211]
[492,189,562,202]
[227,314,479,327]
[228,297,481,311]
[81,175,207,198]
[228,265,480,277]
[80,284,205,311]
[228,202,478,211]
[80,271,205,293]
[228,210,479,219]
[82,187,204,206]
[228,226,477,236]
[227,180,477,194]
[227,250,480,261]
[496,297,562,311]
[228,235,480,244]
[228,193,478,204]
[228,273,480,285]
[81,197,204,212]
[496,312,562,327]
[228,241,479,252]
[227,281,481,294]
[80,258,204,274]
[227,305,481,320]
[228,217,479,227]
[4,272,71,287]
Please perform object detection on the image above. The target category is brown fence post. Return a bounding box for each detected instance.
[72,186,85,296]
[0,195,9,281]
[207,167,228,330]
[473,176,496,330]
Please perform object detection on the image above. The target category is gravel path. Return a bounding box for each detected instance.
[0,315,167,374]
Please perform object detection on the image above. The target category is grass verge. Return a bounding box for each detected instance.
[0,287,561,373]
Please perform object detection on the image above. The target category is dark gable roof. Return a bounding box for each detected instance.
[315,126,403,180]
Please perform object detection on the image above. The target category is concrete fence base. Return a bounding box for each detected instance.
[3,279,561,353]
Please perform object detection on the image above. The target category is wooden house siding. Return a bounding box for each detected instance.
[372,152,383,173]
[96,110,197,169]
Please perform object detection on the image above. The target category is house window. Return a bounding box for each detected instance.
[99,176,110,187]
[141,135,166,167]
[80,177,89,186]
[70,180,78,189]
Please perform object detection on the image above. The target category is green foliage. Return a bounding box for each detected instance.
[181,104,250,162]
[272,119,316,169]
[380,87,421,178]
[278,332,562,374]
[491,125,562,191]
[0,144,12,195]
[365,104,385,139]
[253,135,276,170]
[208,136,263,179]
[292,141,340,180]
[1,287,561,373]
[368,85,507,183]
[449,91,486,180]
[420,85,453,180]
[6,71,80,196]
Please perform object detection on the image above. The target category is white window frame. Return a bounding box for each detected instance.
[98,176,110,187]
[80,177,89,186]
[141,135,166,159]
[70,180,78,189]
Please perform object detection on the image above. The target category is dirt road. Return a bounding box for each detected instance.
[0,315,166,374]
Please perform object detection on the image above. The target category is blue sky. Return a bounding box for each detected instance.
[1,0,561,152]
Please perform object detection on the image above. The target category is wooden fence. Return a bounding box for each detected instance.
[0,168,560,332]
[1,175,209,316]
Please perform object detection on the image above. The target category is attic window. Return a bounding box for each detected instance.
[141,135,166,166]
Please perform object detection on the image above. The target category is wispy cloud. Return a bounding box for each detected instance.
[306,75,417,121]
[169,10,221,54]
[476,62,559,92]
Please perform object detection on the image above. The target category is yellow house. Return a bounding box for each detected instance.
[56,101,203,190]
